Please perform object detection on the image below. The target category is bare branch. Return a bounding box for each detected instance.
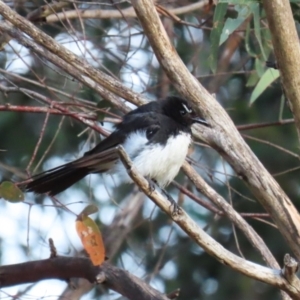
[46,1,209,23]
[237,119,294,131]
[173,181,271,219]
[0,256,97,287]
[281,254,300,293]
[0,104,97,120]
[262,0,300,142]
[182,161,279,269]
[0,82,108,135]
[0,257,169,300]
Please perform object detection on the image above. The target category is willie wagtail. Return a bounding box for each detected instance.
[25,96,209,196]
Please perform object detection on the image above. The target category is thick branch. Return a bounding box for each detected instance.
[0,257,169,300]
[0,256,98,287]
[262,0,300,142]
[130,0,300,261]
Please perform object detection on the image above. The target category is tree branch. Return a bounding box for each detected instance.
[182,161,279,269]
[0,257,169,300]
[282,254,300,290]
[0,104,97,119]
[262,0,300,142]
[45,1,209,23]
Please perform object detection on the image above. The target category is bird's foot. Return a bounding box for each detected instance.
[146,178,156,193]
[146,179,181,215]
[160,188,181,216]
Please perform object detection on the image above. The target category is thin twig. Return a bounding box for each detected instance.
[26,109,51,171]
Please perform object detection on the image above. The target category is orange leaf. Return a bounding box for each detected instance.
[76,216,105,266]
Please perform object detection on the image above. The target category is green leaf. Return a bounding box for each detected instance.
[246,72,259,87]
[249,68,280,105]
[220,18,242,46]
[97,99,111,109]
[255,58,265,77]
[79,204,99,217]
[209,3,228,73]
[245,21,257,57]
[220,5,252,45]
[0,181,24,202]
[252,3,267,60]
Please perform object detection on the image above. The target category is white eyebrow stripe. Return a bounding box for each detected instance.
[182,103,192,113]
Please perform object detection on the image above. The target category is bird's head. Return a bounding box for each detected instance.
[162,96,209,127]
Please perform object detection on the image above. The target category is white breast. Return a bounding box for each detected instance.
[114,130,191,187]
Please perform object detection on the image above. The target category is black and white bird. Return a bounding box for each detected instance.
[25,96,209,196]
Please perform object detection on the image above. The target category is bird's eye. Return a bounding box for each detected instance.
[180,103,192,116]
[180,110,187,116]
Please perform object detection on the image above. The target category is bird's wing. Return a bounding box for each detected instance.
[85,112,163,155]
[72,112,166,173]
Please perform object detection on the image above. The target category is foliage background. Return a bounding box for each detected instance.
[1,1,300,299]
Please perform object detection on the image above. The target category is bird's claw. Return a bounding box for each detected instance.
[147,178,156,192]
[146,179,181,215]
[161,189,181,216]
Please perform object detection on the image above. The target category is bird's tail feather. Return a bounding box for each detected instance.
[24,147,119,196]
[25,162,89,196]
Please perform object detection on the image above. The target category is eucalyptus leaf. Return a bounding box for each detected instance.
[220,5,252,45]
[252,3,267,60]
[209,3,228,73]
[249,68,280,105]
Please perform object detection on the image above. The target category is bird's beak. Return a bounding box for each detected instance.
[191,117,210,127]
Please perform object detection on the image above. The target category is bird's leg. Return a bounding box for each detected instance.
[160,187,181,215]
[150,179,180,215]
